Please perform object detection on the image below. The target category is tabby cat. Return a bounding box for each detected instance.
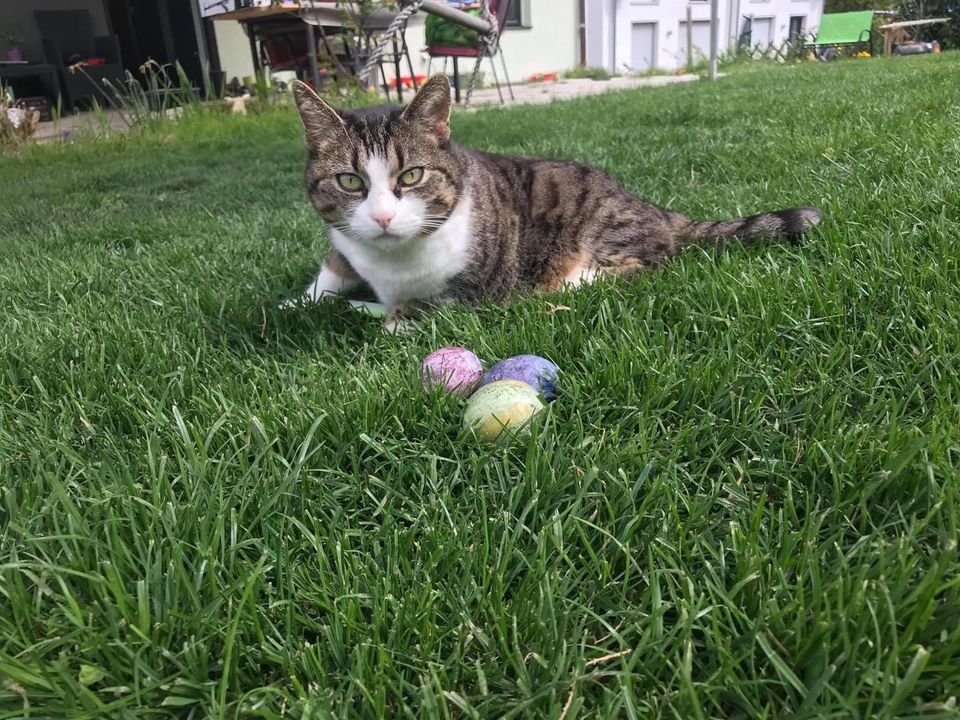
[286,75,821,329]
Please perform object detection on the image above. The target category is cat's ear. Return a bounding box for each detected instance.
[292,80,347,146]
[401,74,452,142]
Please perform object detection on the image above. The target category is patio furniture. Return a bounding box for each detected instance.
[259,24,316,79]
[211,5,328,89]
[355,7,421,102]
[880,18,949,56]
[425,0,514,104]
[0,63,62,114]
[209,2,419,102]
[808,11,875,58]
[34,10,124,111]
[210,2,500,104]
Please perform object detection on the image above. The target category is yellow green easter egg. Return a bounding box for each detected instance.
[463,380,545,441]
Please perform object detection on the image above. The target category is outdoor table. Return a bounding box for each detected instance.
[0,62,62,111]
[879,18,949,56]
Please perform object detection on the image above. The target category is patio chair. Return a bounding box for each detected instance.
[425,0,514,104]
[35,10,124,111]
[808,11,876,59]
[259,25,314,80]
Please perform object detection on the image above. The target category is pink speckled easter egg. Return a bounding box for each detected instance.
[421,347,484,396]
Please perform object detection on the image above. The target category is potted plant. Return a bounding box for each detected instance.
[4,24,24,62]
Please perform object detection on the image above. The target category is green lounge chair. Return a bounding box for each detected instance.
[809,11,875,58]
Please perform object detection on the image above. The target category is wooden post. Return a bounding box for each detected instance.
[686,5,693,68]
[305,23,321,89]
[709,0,719,80]
[189,0,213,98]
[247,24,261,74]
[452,56,461,103]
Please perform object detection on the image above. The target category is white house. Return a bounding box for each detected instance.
[585,0,825,73]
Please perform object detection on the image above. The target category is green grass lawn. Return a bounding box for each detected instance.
[2,55,960,718]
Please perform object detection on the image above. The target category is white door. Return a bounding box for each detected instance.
[751,16,773,48]
[611,2,663,72]
[630,22,657,72]
[679,20,711,64]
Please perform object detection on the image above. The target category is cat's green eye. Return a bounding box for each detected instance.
[398,167,424,187]
[336,173,365,192]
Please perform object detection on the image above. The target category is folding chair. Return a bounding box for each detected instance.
[425,0,514,105]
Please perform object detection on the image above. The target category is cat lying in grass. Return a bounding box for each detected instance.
[285,75,821,330]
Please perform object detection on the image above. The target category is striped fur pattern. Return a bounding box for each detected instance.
[290,75,821,323]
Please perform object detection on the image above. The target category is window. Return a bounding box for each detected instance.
[503,0,525,28]
[789,15,805,40]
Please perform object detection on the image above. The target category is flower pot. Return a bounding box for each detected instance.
[6,48,24,62]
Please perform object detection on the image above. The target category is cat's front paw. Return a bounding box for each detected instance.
[278,296,304,310]
[278,292,327,310]
[382,305,419,335]
[382,316,415,335]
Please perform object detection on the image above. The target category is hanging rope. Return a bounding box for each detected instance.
[464,0,497,106]
[354,0,500,106]
[358,1,424,89]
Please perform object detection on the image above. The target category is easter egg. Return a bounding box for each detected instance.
[421,347,484,396]
[480,355,559,401]
[463,380,545,441]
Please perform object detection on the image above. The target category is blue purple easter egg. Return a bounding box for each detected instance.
[479,355,559,401]
[421,347,484,396]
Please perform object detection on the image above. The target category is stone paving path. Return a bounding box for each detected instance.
[465,74,698,107]
[33,108,128,142]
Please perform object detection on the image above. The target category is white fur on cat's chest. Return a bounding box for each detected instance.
[330,197,472,308]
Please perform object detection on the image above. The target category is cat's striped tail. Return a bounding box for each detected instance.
[688,207,822,245]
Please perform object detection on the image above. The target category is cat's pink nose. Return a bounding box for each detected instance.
[373,213,394,230]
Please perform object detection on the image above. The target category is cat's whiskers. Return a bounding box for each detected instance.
[417,223,448,234]
[416,217,451,235]
[328,222,360,240]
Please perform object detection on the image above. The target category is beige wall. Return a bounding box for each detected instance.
[3,0,110,62]
[214,0,580,91]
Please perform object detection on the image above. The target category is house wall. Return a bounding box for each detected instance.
[737,0,824,50]
[213,0,580,89]
[586,0,824,73]
[3,0,110,62]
